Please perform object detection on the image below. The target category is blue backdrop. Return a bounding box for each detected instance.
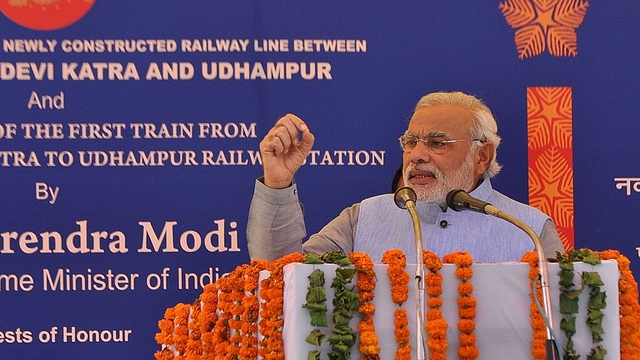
[1,1,639,359]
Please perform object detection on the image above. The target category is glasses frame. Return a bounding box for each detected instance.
[398,132,484,153]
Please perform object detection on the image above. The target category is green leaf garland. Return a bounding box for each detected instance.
[557,248,608,360]
[302,251,358,360]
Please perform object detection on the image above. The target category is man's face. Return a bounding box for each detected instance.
[402,104,486,205]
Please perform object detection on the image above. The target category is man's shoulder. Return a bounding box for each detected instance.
[489,189,549,219]
[361,193,394,202]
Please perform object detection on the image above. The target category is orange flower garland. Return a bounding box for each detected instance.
[198,283,218,359]
[423,250,447,360]
[227,266,247,359]
[155,306,176,360]
[349,252,380,359]
[186,299,203,359]
[240,260,266,360]
[213,269,234,360]
[173,302,190,359]
[442,251,478,360]
[520,251,547,360]
[599,250,640,360]
[258,252,304,360]
[381,249,411,360]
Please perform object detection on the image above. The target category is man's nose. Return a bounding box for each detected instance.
[408,140,432,163]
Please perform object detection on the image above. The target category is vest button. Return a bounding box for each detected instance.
[439,220,448,228]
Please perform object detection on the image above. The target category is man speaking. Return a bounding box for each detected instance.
[246,91,564,263]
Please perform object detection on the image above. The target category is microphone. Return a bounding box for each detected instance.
[394,186,417,209]
[446,189,499,216]
[393,186,428,359]
[445,189,560,360]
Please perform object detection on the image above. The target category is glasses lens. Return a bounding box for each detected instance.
[399,135,415,150]
[427,137,450,154]
[399,134,454,153]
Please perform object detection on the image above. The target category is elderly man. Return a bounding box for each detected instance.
[247,91,564,263]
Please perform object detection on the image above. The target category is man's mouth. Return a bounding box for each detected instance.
[409,170,436,185]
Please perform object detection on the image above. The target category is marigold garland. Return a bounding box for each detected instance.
[240,260,264,360]
[381,249,411,360]
[599,250,640,360]
[173,303,190,359]
[443,251,478,360]
[186,299,203,359]
[227,266,247,359]
[520,251,547,360]
[349,252,381,359]
[423,250,447,360]
[198,283,218,359]
[155,306,177,360]
[213,268,233,360]
[258,252,304,360]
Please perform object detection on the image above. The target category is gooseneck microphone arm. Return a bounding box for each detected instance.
[394,187,428,360]
[446,190,560,360]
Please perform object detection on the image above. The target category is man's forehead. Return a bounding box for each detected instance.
[406,121,469,137]
[407,107,473,135]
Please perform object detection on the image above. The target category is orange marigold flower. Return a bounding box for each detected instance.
[458,345,480,359]
[459,333,477,346]
[620,304,635,316]
[425,272,443,286]
[458,308,476,320]
[426,308,443,321]
[457,282,474,295]
[455,267,474,281]
[423,251,443,272]
[427,336,449,352]
[457,296,477,308]
[381,249,406,264]
[394,312,409,326]
[426,285,443,297]
[425,318,448,336]
[359,302,376,315]
[457,319,476,333]
[427,297,443,308]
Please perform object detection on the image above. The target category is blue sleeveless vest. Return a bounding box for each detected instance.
[354,179,549,264]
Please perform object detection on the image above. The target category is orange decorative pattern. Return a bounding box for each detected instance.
[527,87,574,249]
[499,0,589,59]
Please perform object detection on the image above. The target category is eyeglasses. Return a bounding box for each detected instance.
[398,133,483,154]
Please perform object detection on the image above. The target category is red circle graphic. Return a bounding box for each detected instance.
[0,0,95,31]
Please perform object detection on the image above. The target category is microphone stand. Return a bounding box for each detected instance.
[482,205,560,360]
[447,189,559,359]
[394,187,429,360]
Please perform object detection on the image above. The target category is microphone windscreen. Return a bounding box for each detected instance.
[446,189,467,211]
[394,187,417,209]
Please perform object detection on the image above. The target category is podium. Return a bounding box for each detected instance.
[275,261,620,359]
[155,256,631,360]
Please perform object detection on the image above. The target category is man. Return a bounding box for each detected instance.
[247,91,564,263]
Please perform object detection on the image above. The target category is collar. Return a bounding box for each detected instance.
[468,176,493,202]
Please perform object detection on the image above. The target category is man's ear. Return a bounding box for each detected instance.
[474,142,496,176]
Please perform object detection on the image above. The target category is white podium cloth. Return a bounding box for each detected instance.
[259,260,620,360]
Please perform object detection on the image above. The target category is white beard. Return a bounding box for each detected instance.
[403,151,476,206]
